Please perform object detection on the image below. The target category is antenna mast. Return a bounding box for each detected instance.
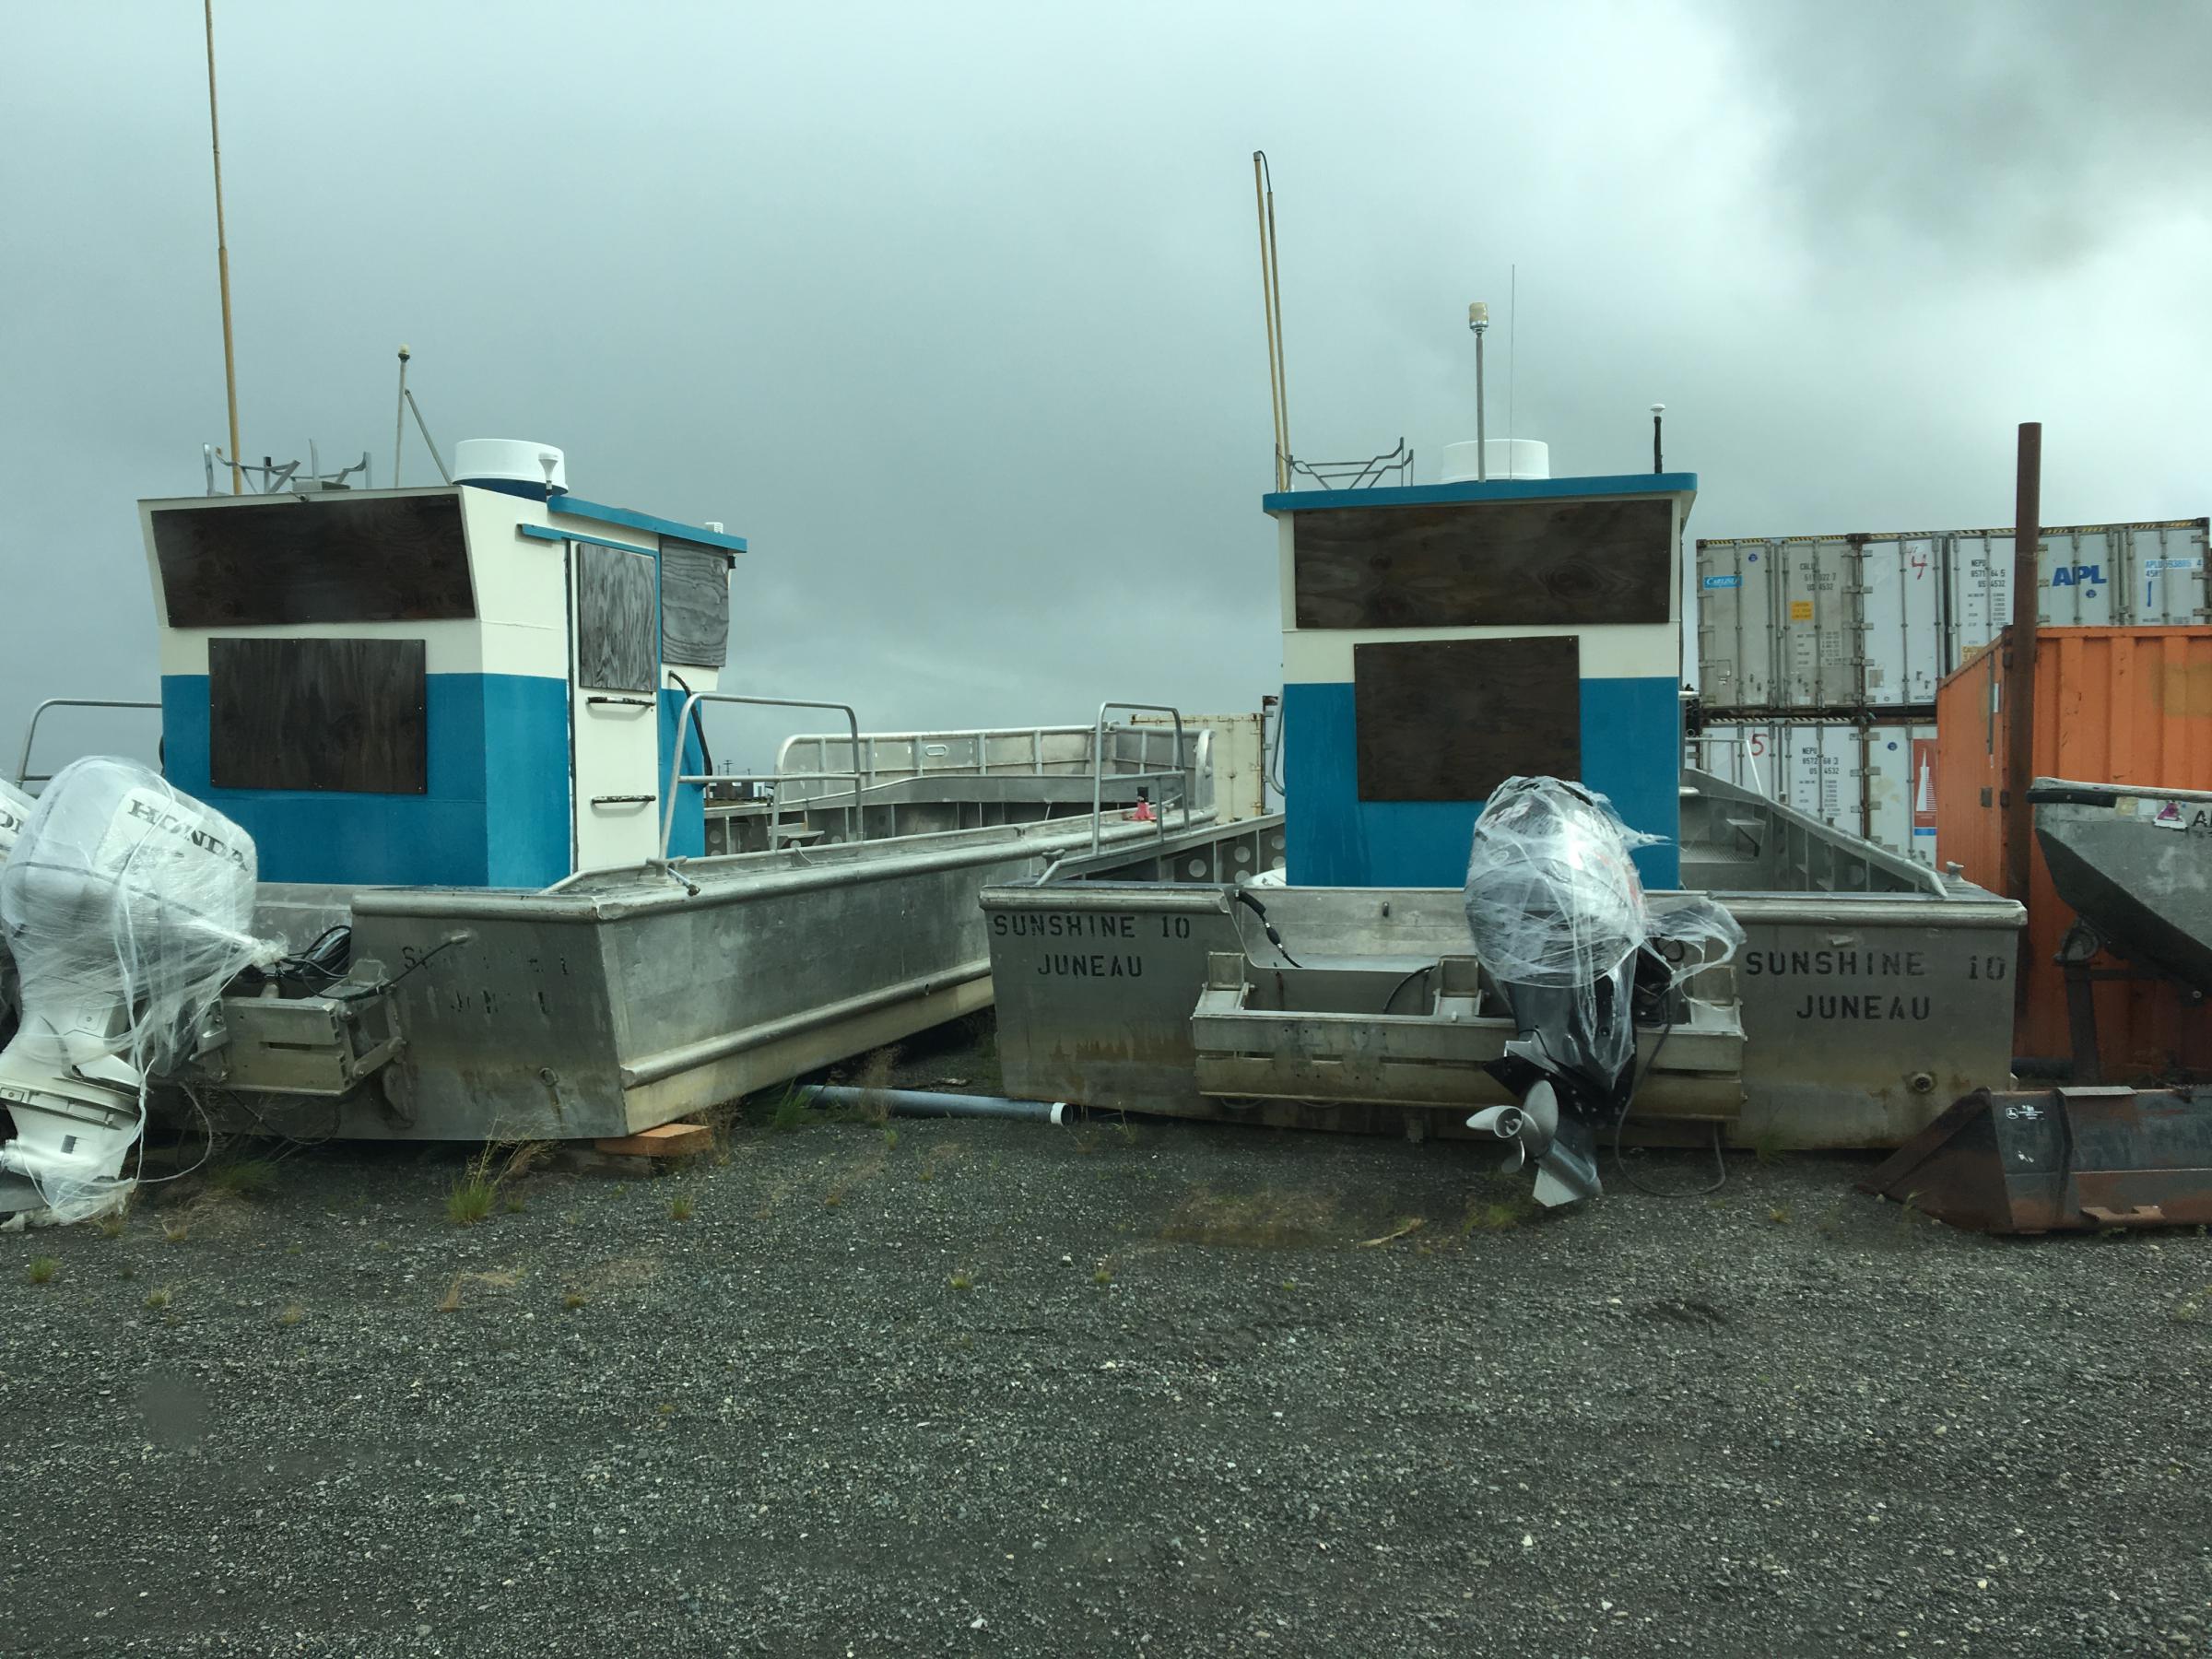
[203,0,242,495]
[1252,152,1291,490]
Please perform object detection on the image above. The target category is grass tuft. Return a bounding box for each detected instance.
[563,1290,587,1312]
[669,1193,696,1222]
[768,1087,813,1134]
[206,1157,280,1199]
[144,1286,172,1311]
[947,1270,974,1292]
[161,1215,191,1244]
[447,1178,496,1229]
[436,1276,464,1314]
[1751,1128,1788,1165]
[96,1210,128,1240]
[276,1303,304,1326]
[1461,1194,1536,1234]
[1092,1258,1116,1288]
[2175,1298,2205,1324]
[1768,1206,1793,1226]
[26,1256,58,1286]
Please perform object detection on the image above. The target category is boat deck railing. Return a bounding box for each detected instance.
[13,698,163,791]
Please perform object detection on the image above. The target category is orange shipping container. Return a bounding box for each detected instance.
[1934,625,2212,1076]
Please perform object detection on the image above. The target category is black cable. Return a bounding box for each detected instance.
[667,670,714,776]
[1233,890,1300,968]
[1381,962,1434,1015]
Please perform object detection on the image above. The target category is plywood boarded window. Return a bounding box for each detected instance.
[1354,636,1580,801]
[1294,497,1671,629]
[208,637,428,794]
[152,495,475,627]
[575,543,657,692]
[659,540,731,668]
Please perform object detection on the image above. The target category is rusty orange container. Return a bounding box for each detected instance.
[1935,626,2212,1076]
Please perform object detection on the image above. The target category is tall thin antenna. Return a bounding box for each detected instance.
[1508,264,1516,454]
[203,0,242,496]
[1253,152,1290,490]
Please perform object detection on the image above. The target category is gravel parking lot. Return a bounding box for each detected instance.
[4,1053,2210,1657]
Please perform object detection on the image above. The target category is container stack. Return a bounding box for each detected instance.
[1690,519,2208,865]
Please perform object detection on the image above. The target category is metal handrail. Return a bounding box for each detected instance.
[15,698,162,788]
[1089,701,1189,857]
[659,693,864,863]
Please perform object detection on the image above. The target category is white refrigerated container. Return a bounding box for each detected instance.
[1696,519,2208,712]
[1688,719,1939,866]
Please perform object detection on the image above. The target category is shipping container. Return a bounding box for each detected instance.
[1934,625,2212,1077]
[1698,519,2208,712]
[1688,719,1938,865]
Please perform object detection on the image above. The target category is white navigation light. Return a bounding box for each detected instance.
[0,759,272,1223]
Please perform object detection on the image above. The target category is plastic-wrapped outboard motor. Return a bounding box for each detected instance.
[0,759,272,1224]
[0,776,32,1042]
[1462,776,1741,1206]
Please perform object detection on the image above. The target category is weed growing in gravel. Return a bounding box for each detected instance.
[437,1276,465,1313]
[161,1214,191,1244]
[503,1195,526,1215]
[562,1290,587,1311]
[1752,1129,1787,1165]
[96,1210,128,1240]
[883,1127,899,1151]
[1113,1115,1140,1148]
[947,1270,974,1292]
[767,1087,813,1133]
[1461,1194,1535,1234]
[276,1304,303,1326]
[1817,1202,1849,1238]
[25,1256,57,1285]
[1894,1192,1924,1235]
[853,1048,899,1125]
[1769,1206,1793,1226]
[1164,1186,1343,1248]
[206,1157,280,1199]
[1092,1258,1116,1287]
[822,1186,845,1209]
[2174,1296,2205,1324]
[448,1179,496,1228]
[143,1287,172,1311]
[669,1193,696,1222]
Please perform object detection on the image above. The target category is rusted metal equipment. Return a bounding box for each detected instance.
[1861,1086,2212,1233]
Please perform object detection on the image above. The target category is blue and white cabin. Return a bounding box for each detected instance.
[1269,470,1695,890]
[139,442,745,888]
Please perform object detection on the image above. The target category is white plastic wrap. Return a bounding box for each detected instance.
[1465,777,1743,1088]
[0,759,271,1218]
[0,776,31,1035]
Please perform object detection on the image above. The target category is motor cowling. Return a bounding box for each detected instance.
[0,777,30,1041]
[0,759,269,1222]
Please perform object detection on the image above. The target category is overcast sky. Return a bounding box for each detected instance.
[4,0,2207,773]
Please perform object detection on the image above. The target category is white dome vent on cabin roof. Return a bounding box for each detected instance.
[1441,439,1548,483]
[454,439,568,493]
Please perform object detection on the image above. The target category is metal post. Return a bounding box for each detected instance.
[1470,302,1489,481]
[1652,403,1665,474]
[393,345,411,487]
[203,0,242,496]
[2005,422,2042,923]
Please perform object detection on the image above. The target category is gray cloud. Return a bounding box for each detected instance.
[3,0,2207,774]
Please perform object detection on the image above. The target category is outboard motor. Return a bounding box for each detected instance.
[0,759,269,1223]
[1461,776,1737,1207]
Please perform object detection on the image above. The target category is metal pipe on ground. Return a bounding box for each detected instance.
[797,1085,1072,1125]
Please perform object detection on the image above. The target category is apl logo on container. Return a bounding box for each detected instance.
[2049,564,2103,590]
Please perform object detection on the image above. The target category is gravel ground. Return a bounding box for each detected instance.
[3,1057,2210,1657]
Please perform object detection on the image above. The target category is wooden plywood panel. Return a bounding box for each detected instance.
[659,541,730,668]
[1295,497,1672,629]
[575,543,657,692]
[153,495,475,627]
[1354,636,1580,801]
[208,637,428,794]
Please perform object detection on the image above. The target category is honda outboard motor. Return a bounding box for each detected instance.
[1462,776,1738,1207]
[0,759,270,1223]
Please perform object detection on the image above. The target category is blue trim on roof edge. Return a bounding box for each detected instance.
[547,494,748,554]
[1263,471,1698,515]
